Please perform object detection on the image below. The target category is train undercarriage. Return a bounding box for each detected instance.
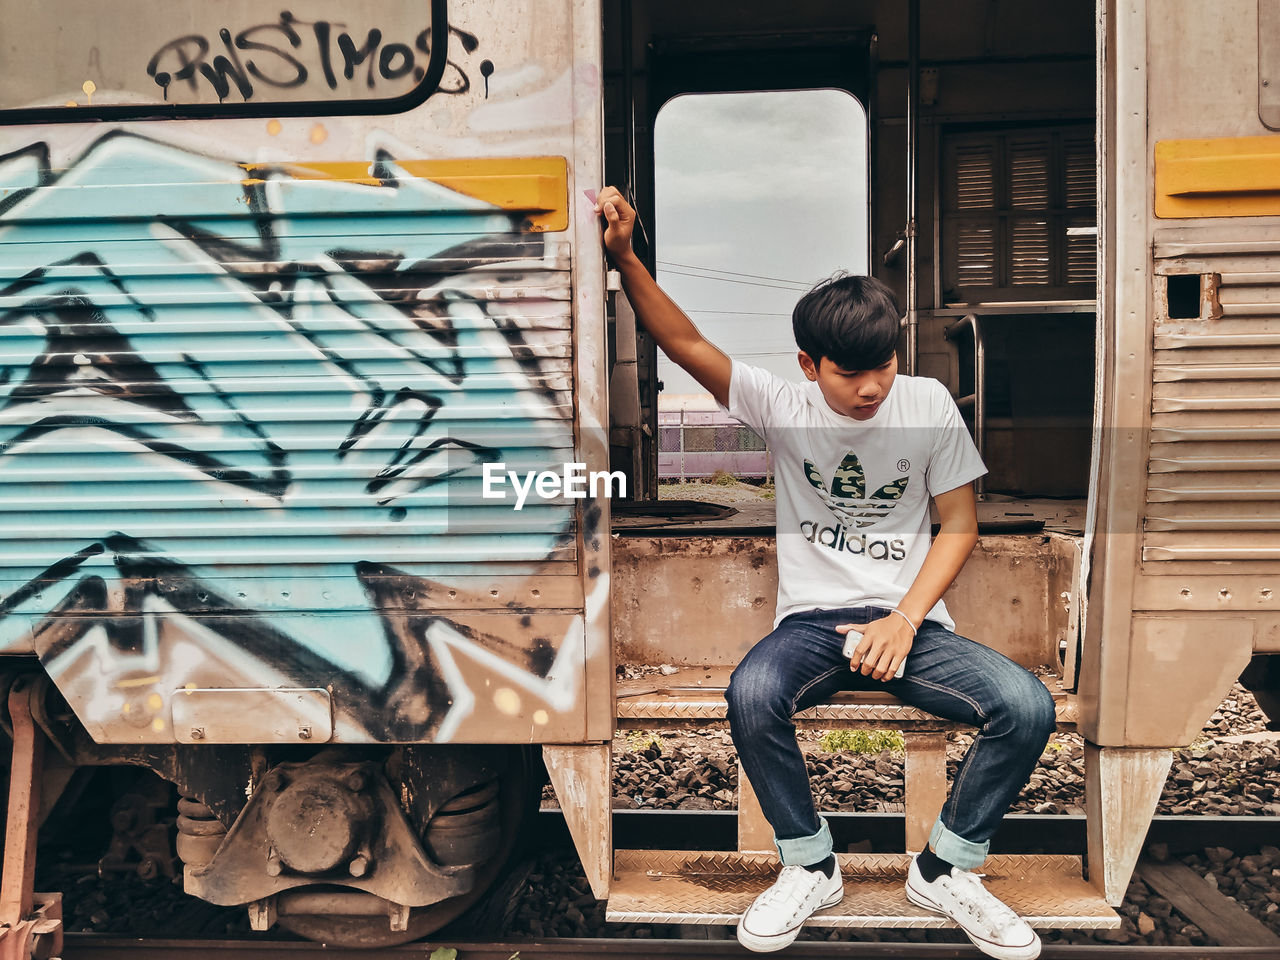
[0,675,536,949]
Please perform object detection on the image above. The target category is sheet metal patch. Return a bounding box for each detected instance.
[172,687,333,744]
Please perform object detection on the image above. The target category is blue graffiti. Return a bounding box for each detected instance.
[0,133,576,740]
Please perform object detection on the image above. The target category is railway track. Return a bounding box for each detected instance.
[46,812,1280,954]
[57,936,1280,959]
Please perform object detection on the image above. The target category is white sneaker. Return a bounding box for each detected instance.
[736,862,844,952]
[905,855,1041,960]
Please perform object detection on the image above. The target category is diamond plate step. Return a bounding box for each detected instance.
[607,851,1119,929]
[614,667,1077,728]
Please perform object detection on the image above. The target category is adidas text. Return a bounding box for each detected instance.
[800,519,906,560]
[482,462,626,510]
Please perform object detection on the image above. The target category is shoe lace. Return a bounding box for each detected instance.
[942,870,1023,936]
[756,865,824,918]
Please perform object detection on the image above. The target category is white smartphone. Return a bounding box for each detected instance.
[842,630,907,679]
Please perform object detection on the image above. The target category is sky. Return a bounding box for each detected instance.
[653,89,869,396]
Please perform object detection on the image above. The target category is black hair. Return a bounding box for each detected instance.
[791,273,901,371]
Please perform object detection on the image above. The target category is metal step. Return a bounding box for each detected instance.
[615,666,1077,729]
[607,851,1119,929]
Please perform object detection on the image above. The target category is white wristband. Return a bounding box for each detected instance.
[889,609,917,636]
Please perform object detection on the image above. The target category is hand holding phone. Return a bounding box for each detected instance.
[839,624,911,686]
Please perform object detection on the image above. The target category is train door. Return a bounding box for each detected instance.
[599,0,1130,934]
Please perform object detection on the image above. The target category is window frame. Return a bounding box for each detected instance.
[940,123,1096,304]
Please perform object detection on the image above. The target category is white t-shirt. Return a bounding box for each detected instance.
[722,361,987,631]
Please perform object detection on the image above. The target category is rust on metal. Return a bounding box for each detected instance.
[0,680,63,960]
[614,665,1075,731]
[608,851,1119,929]
[186,759,475,909]
[1,680,43,923]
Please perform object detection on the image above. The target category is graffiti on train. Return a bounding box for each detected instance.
[0,132,579,743]
[147,13,481,102]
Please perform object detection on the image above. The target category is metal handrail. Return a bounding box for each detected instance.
[944,312,985,498]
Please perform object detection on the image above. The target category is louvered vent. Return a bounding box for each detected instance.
[956,146,996,210]
[1145,235,1280,565]
[1011,219,1051,285]
[957,224,998,286]
[1064,138,1095,209]
[1064,137,1097,285]
[1066,216,1096,285]
[1009,141,1051,208]
[942,128,1095,299]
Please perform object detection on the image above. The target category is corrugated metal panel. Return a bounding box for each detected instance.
[0,136,578,604]
[1146,246,1280,565]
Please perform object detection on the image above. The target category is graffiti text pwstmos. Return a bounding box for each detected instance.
[146,12,479,102]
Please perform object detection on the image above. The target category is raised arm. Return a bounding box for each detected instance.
[596,186,732,407]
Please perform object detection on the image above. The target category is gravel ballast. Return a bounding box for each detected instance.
[519,683,1280,947]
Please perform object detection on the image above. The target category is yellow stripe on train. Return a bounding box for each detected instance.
[240,156,570,233]
[1156,136,1280,218]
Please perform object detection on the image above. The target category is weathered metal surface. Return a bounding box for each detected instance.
[0,893,61,960]
[0,681,42,924]
[1116,617,1253,747]
[615,666,1075,729]
[187,760,471,908]
[611,534,1077,672]
[1084,745,1173,906]
[607,851,1118,929]
[265,769,372,875]
[1155,137,1280,218]
[902,732,948,854]
[1147,230,1280,568]
[1082,0,1280,755]
[176,795,227,869]
[1263,0,1280,130]
[0,681,64,960]
[171,688,332,745]
[735,764,772,854]
[0,0,610,747]
[542,744,612,900]
[99,780,179,880]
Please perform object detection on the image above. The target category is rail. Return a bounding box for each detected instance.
[57,936,1280,959]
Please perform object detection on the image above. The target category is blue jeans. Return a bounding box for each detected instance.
[725,606,1056,870]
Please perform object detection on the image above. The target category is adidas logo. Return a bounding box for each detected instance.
[803,450,909,529]
[798,520,907,560]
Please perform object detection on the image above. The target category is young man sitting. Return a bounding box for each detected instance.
[597,186,1054,960]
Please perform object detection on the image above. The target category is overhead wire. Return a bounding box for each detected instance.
[657,259,817,287]
[657,268,809,292]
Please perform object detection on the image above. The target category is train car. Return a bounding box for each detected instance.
[0,0,1277,953]
[0,0,609,949]
[605,0,1280,936]
[658,396,771,481]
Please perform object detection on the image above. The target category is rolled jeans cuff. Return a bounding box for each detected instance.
[775,817,833,866]
[928,819,988,871]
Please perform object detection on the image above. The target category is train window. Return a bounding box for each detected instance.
[0,0,447,121]
[941,127,1095,302]
[653,89,869,397]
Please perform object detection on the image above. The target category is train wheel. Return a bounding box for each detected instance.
[274,748,533,948]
